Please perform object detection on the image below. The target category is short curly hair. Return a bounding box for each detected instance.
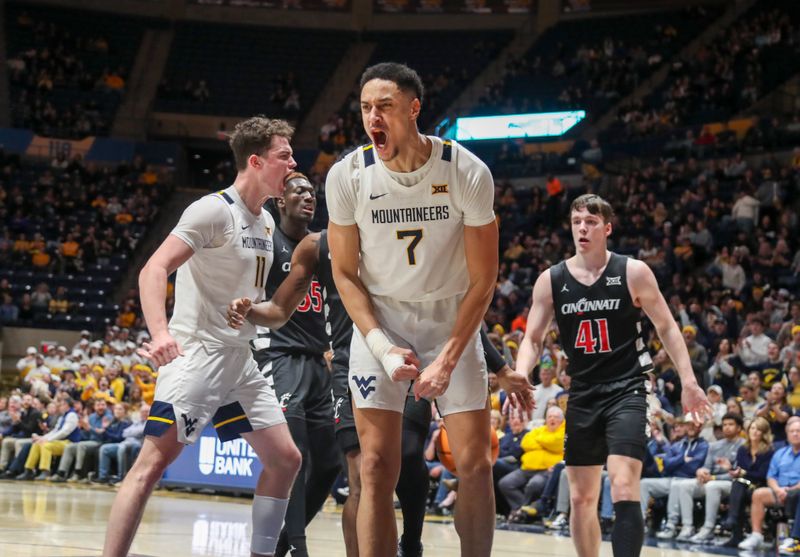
[228,116,294,171]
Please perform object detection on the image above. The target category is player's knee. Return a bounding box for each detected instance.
[360,451,398,488]
[127,456,168,487]
[570,490,600,510]
[453,454,492,481]
[275,443,302,478]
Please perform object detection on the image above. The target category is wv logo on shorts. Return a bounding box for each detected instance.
[182,413,199,438]
[353,375,377,399]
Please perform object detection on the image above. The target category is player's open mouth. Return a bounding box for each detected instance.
[372,130,388,151]
[579,237,589,244]
[301,204,314,215]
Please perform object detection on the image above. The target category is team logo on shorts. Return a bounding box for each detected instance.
[182,413,199,438]
[279,393,292,411]
[334,397,344,422]
[606,276,622,286]
[431,184,448,195]
[353,375,377,399]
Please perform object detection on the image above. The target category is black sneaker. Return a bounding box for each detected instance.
[397,538,423,557]
[15,470,35,481]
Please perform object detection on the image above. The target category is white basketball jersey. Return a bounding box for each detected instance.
[328,137,495,302]
[169,187,275,348]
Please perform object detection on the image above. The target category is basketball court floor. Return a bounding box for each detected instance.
[0,481,758,556]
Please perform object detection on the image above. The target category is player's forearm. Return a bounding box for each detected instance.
[246,301,292,329]
[333,269,380,336]
[138,262,170,337]
[437,275,494,371]
[658,323,700,389]
[515,333,542,375]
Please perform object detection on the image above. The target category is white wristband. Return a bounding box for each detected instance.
[365,328,405,380]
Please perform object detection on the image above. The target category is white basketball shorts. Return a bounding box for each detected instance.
[146,333,286,444]
[349,294,487,416]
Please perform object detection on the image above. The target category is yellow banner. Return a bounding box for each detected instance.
[26,136,95,159]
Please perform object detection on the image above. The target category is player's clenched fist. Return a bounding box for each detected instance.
[413,360,452,401]
[137,331,183,368]
[227,297,252,329]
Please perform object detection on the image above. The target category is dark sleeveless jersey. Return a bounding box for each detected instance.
[318,230,353,367]
[254,227,327,355]
[550,252,654,384]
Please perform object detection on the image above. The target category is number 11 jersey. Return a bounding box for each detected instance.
[325,136,495,303]
[550,252,654,384]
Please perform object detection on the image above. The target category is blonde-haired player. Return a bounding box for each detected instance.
[103,117,302,557]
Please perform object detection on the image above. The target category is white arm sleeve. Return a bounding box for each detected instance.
[325,158,358,226]
[170,195,232,251]
[459,154,496,227]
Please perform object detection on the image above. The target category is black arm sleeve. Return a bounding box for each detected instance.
[480,328,507,374]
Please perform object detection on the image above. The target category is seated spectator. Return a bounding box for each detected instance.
[16,350,40,383]
[756,382,792,444]
[640,418,709,520]
[699,385,727,442]
[529,363,561,428]
[718,416,773,547]
[48,286,70,314]
[499,406,565,517]
[0,293,19,324]
[738,417,800,550]
[0,394,42,473]
[16,396,79,480]
[51,398,111,482]
[91,402,133,484]
[709,338,739,398]
[740,317,772,368]
[493,414,528,516]
[739,382,765,420]
[657,413,744,542]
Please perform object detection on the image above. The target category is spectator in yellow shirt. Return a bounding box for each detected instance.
[498,406,565,515]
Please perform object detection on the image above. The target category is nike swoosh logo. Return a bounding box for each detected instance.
[369,193,388,200]
[241,225,250,230]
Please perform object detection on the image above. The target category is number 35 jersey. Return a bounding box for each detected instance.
[550,252,654,384]
[252,227,327,356]
[169,186,275,348]
[325,136,495,303]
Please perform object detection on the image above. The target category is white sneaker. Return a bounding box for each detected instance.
[656,523,678,539]
[546,513,568,530]
[780,538,797,551]
[738,532,764,551]
[676,526,694,541]
[689,527,715,544]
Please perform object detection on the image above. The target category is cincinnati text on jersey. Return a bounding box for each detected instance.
[371,205,450,224]
[561,298,621,315]
[241,236,273,251]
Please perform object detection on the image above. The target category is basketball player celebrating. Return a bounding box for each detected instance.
[251,172,340,557]
[229,227,514,557]
[324,62,534,557]
[515,194,712,557]
[102,117,302,557]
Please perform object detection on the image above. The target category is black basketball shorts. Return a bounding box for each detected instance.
[565,375,648,466]
[261,351,333,431]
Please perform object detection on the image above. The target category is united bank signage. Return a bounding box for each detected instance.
[162,425,261,492]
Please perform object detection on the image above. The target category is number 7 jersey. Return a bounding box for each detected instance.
[325,136,495,302]
[550,252,654,384]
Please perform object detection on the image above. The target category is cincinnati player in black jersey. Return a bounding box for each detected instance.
[516,194,711,557]
[249,172,340,557]
[230,226,517,557]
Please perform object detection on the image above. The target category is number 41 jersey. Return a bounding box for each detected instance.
[325,136,495,303]
[550,252,654,384]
